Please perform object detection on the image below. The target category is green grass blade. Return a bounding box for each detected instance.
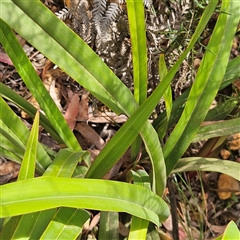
[221,221,240,240]
[18,111,39,180]
[141,125,166,195]
[85,0,218,193]
[129,217,148,240]
[193,118,240,142]
[0,144,22,163]
[0,19,80,151]
[221,56,240,89]
[163,0,240,175]
[126,0,148,105]
[129,170,151,240]
[8,149,86,239]
[158,54,172,139]
[0,82,63,144]
[40,208,90,240]
[173,157,240,181]
[0,121,25,157]
[44,148,87,177]
[2,111,40,239]
[204,98,239,121]
[2,0,137,116]
[0,97,51,173]
[153,56,240,133]
[1,177,170,225]
[99,212,119,240]
[1,0,216,197]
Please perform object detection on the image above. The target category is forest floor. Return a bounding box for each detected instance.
[0,0,240,239]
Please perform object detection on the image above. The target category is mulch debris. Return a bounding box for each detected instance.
[0,0,239,239]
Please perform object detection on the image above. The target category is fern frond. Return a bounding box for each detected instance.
[92,0,107,18]
[93,0,107,34]
[143,0,153,9]
[100,3,122,32]
[55,8,70,21]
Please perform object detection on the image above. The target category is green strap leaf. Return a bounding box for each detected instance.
[193,118,240,142]
[99,212,119,240]
[127,0,148,105]
[40,208,90,240]
[7,149,89,239]
[18,111,39,180]
[1,177,170,225]
[163,0,240,175]
[129,170,151,240]
[173,157,240,181]
[0,19,81,151]
[0,97,51,173]
[0,82,63,144]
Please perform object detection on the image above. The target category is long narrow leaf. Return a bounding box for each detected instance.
[173,157,240,181]
[99,212,119,240]
[18,111,39,180]
[193,118,240,142]
[163,0,240,175]
[129,170,151,240]
[41,208,90,240]
[1,177,170,225]
[86,0,218,195]
[0,97,51,173]
[126,0,148,105]
[158,54,172,139]
[0,82,63,144]
[8,149,87,239]
[0,19,80,151]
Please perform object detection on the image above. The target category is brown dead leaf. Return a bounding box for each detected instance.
[49,78,63,111]
[220,149,231,160]
[64,93,80,130]
[77,89,89,121]
[206,219,228,235]
[162,214,190,240]
[217,174,240,200]
[0,52,13,65]
[233,79,240,90]
[41,59,54,80]
[227,133,240,151]
[103,150,131,180]
[83,213,100,232]
[75,122,105,150]
[0,158,20,184]
[119,222,129,237]
[88,111,128,124]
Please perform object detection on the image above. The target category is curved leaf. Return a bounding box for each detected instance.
[1,177,170,225]
[173,157,240,181]
[0,97,51,173]
[127,0,148,105]
[18,111,39,180]
[193,118,240,142]
[0,19,80,151]
[164,0,240,175]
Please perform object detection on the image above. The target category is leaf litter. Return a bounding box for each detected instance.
[0,0,239,239]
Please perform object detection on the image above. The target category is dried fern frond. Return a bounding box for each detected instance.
[93,0,107,34]
[143,0,153,9]
[55,7,70,21]
[100,3,122,32]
